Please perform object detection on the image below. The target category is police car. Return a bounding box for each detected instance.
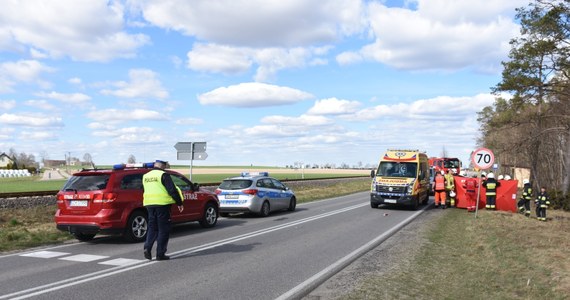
[215,172,296,217]
[55,161,219,242]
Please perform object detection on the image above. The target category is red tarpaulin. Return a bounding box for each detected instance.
[452,176,518,212]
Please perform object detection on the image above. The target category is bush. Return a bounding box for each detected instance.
[549,189,570,211]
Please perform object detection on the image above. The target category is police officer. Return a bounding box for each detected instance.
[517,179,532,217]
[535,186,550,221]
[483,172,500,210]
[143,160,184,261]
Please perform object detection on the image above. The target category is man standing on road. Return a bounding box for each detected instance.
[143,160,184,261]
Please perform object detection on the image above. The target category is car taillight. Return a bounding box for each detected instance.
[56,193,64,204]
[242,189,258,195]
[93,193,117,204]
[215,189,221,195]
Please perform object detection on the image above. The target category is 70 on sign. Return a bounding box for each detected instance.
[471,147,495,170]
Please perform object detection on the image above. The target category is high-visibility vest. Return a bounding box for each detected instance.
[536,193,550,208]
[435,175,445,191]
[522,184,533,200]
[445,174,454,190]
[143,170,176,206]
[485,179,497,196]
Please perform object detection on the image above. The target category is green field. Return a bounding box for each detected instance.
[0,170,366,193]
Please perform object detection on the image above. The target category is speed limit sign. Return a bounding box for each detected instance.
[471,148,495,170]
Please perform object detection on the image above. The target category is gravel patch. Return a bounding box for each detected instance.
[303,207,444,300]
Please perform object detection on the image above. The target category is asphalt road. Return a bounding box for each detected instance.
[0,192,428,300]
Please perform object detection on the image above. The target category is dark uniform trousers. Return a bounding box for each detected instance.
[144,205,172,257]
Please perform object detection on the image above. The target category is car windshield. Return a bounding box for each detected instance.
[443,160,460,168]
[219,179,253,190]
[62,174,110,191]
[377,162,417,178]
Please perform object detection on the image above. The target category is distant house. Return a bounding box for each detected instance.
[43,159,67,168]
[0,152,14,168]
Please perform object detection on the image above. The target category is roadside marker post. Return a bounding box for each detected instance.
[471,148,495,219]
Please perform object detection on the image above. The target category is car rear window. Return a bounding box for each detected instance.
[219,179,253,190]
[120,174,143,190]
[62,174,110,191]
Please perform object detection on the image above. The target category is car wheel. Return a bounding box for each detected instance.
[371,202,379,208]
[288,196,296,211]
[422,192,429,205]
[74,232,96,241]
[219,212,230,218]
[124,210,148,243]
[199,203,218,228]
[259,201,270,217]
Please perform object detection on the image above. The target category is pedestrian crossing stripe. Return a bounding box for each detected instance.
[20,251,69,258]
[99,258,143,266]
[59,254,109,262]
[19,251,145,266]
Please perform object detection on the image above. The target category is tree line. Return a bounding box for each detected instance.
[477,0,570,209]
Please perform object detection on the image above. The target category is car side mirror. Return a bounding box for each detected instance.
[192,183,200,191]
[370,170,375,178]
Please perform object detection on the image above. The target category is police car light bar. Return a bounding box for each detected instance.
[113,162,155,170]
[241,171,269,177]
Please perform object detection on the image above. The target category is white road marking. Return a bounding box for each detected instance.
[1,201,370,300]
[98,258,143,266]
[59,254,108,262]
[19,251,69,259]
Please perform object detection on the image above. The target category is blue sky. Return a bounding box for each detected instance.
[0,0,530,168]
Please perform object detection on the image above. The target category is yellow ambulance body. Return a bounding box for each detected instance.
[370,149,430,210]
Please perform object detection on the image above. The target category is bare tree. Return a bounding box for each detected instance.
[128,154,136,164]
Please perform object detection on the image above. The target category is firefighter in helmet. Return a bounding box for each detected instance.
[517,179,532,217]
[444,169,455,207]
[535,186,550,221]
[483,172,500,210]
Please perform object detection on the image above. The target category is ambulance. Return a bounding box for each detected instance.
[370,149,430,210]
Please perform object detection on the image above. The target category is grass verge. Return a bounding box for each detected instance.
[0,178,371,253]
[0,205,72,253]
[342,208,570,299]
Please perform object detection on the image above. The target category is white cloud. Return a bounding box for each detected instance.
[20,130,58,140]
[0,60,54,93]
[187,43,252,75]
[36,91,91,104]
[0,99,16,110]
[337,1,524,72]
[198,82,314,107]
[68,77,82,84]
[175,118,204,125]
[187,44,331,81]
[24,99,57,111]
[134,0,365,47]
[261,114,332,126]
[345,93,497,121]
[0,113,63,127]
[0,0,148,62]
[100,69,169,99]
[307,98,362,115]
[86,108,168,122]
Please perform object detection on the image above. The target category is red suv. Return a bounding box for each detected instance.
[55,163,219,242]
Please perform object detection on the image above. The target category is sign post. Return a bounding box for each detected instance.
[175,142,207,181]
[471,147,495,218]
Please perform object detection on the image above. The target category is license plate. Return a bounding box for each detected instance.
[385,199,397,204]
[70,200,88,207]
[225,195,239,199]
[223,200,239,205]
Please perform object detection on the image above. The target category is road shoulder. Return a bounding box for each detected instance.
[304,207,443,300]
